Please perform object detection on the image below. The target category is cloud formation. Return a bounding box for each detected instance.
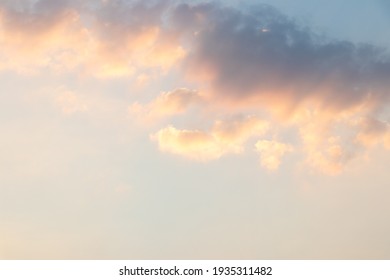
[255,140,293,171]
[0,0,184,76]
[168,1,390,173]
[153,116,269,161]
[174,2,390,113]
[0,0,84,73]
[1,0,390,173]
[130,88,202,122]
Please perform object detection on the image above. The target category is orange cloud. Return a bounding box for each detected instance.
[0,5,87,73]
[0,1,185,76]
[255,140,293,171]
[153,126,224,161]
[152,116,269,160]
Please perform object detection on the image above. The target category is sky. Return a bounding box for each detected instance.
[0,0,390,259]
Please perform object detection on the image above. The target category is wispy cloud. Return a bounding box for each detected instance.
[130,88,202,123]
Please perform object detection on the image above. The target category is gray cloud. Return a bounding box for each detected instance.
[93,0,168,36]
[0,0,75,33]
[172,2,390,111]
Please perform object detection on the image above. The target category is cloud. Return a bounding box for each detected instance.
[2,0,390,92]
[212,116,269,148]
[293,108,356,175]
[1,0,390,173]
[0,0,86,73]
[255,140,293,171]
[168,2,390,173]
[174,2,390,113]
[0,0,184,76]
[152,116,269,160]
[130,88,202,122]
[88,0,185,77]
[153,126,224,161]
[355,117,390,147]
